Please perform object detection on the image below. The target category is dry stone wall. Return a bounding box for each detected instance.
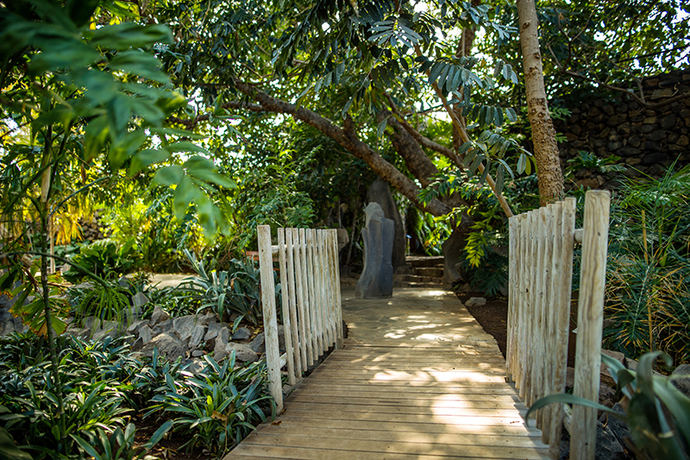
[555,70,690,186]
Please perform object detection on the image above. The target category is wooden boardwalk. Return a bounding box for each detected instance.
[227,288,549,459]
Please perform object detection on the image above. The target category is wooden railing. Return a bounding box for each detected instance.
[257,225,343,412]
[506,190,610,460]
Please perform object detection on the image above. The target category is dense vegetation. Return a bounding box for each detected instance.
[0,0,688,457]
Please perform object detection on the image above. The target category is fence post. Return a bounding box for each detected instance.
[571,190,610,460]
[257,225,283,413]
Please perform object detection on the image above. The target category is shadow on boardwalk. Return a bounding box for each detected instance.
[227,288,549,459]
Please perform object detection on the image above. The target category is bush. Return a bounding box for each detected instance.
[182,251,263,325]
[604,165,690,363]
[148,355,273,456]
[64,239,137,283]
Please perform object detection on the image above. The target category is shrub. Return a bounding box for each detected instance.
[147,355,273,456]
[182,251,263,324]
[604,165,690,363]
[64,239,137,283]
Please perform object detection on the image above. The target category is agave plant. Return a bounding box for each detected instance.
[181,250,263,324]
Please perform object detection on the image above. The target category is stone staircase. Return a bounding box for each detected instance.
[394,255,444,288]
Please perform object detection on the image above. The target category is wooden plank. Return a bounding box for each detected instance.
[254,424,547,447]
[270,415,542,435]
[229,444,548,460]
[289,390,523,403]
[287,394,527,410]
[297,228,315,366]
[548,197,576,456]
[285,401,526,417]
[571,190,610,460]
[277,228,296,385]
[285,229,303,378]
[330,229,344,346]
[295,383,522,395]
[257,225,283,412]
[237,433,549,459]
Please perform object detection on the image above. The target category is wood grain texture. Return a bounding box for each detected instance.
[226,288,548,459]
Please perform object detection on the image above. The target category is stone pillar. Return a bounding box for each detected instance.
[356,203,394,298]
[367,179,406,270]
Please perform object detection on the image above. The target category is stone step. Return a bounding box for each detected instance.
[413,266,444,278]
[395,274,440,284]
[405,255,444,268]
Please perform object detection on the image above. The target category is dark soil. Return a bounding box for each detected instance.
[457,291,577,366]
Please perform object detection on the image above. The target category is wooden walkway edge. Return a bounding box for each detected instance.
[226,288,549,459]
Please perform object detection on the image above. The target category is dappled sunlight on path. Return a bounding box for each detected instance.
[228,287,548,459]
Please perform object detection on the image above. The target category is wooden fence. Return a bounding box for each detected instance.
[506,190,610,460]
[257,225,344,412]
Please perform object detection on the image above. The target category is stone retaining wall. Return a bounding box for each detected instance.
[554,70,690,186]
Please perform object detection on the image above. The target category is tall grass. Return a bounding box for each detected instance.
[604,165,690,364]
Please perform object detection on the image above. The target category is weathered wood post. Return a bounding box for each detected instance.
[571,190,610,460]
[257,225,283,412]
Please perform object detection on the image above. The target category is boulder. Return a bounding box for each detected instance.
[126,320,147,335]
[366,179,405,269]
[232,327,251,341]
[249,327,285,354]
[355,202,394,298]
[465,297,487,308]
[153,318,174,335]
[150,306,170,325]
[138,324,153,344]
[213,329,230,361]
[226,343,259,363]
[205,322,222,341]
[189,325,206,349]
[197,312,217,326]
[671,364,690,397]
[173,315,197,342]
[142,333,186,361]
[92,320,119,341]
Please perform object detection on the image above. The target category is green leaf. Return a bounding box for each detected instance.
[165,141,210,155]
[153,165,184,186]
[109,50,170,84]
[377,118,387,139]
[129,149,170,175]
[145,420,173,449]
[173,176,204,219]
[526,393,617,420]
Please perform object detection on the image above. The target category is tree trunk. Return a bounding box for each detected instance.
[517,0,564,205]
[442,213,473,287]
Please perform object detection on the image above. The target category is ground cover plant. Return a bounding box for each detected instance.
[0,332,273,459]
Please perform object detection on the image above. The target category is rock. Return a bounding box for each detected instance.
[226,343,259,363]
[185,358,206,374]
[465,297,487,307]
[249,332,265,354]
[138,324,153,344]
[355,202,394,298]
[173,315,197,342]
[671,364,690,397]
[131,337,144,351]
[191,349,204,357]
[189,325,206,349]
[150,306,170,325]
[127,320,147,335]
[366,179,405,269]
[153,318,173,335]
[232,327,251,341]
[213,329,230,361]
[197,312,217,326]
[142,333,186,361]
[117,276,131,289]
[92,320,119,341]
[131,291,149,308]
[247,328,284,354]
[66,326,90,338]
[204,322,222,341]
